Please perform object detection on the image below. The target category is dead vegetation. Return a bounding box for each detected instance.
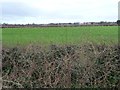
[2,44,120,88]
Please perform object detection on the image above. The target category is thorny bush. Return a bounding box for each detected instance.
[2,44,120,88]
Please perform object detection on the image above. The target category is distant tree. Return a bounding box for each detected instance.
[117,20,120,25]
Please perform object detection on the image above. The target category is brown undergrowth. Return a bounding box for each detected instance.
[2,44,120,88]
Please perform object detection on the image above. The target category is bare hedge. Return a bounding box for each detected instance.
[2,44,120,88]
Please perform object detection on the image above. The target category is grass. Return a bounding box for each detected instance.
[2,26,118,46]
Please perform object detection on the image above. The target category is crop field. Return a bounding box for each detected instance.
[2,26,118,46]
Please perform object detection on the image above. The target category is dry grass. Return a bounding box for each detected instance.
[2,43,120,88]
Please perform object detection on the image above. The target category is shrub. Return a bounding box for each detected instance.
[2,44,120,88]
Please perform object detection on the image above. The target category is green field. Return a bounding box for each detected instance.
[2,26,118,46]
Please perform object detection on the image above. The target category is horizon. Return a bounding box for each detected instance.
[0,0,119,24]
[0,21,117,25]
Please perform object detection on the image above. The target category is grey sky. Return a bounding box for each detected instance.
[0,0,119,24]
[118,1,120,20]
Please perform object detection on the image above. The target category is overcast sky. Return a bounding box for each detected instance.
[0,0,119,24]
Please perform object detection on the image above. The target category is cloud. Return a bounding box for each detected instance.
[2,2,46,17]
[1,0,119,24]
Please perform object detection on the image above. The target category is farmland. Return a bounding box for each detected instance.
[2,26,118,46]
[2,26,120,88]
